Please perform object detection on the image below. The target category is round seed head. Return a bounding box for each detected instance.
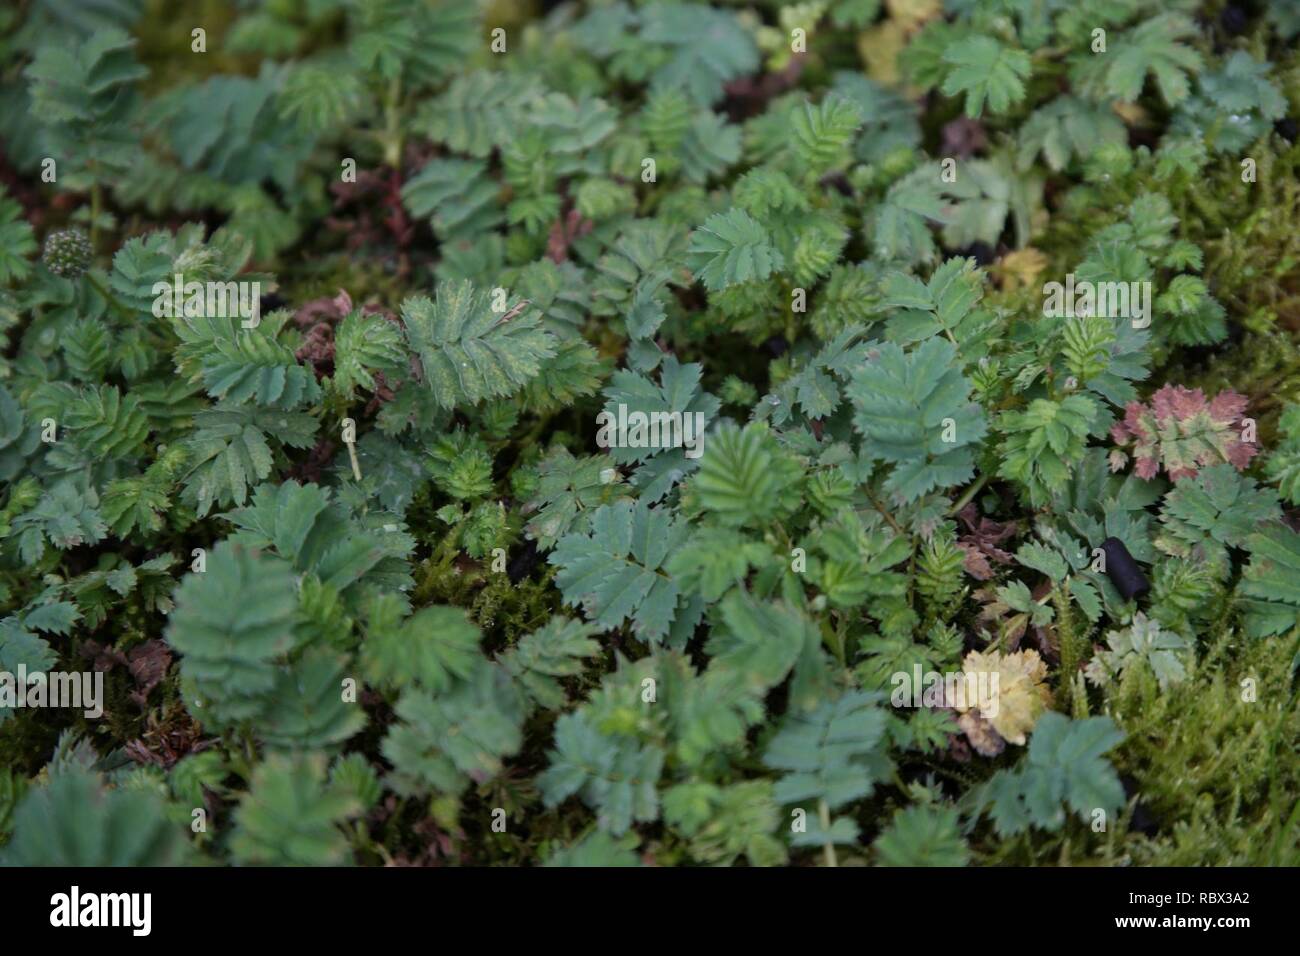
[42,229,93,279]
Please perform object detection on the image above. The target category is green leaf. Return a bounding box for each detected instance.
[831,0,881,28]
[12,483,108,564]
[1085,612,1189,691]
[687,208,784,292]
[181,404,318,516]
[538,711,665,834]
[599,356,721,477]
[691,421,801,526]
[1018,96,1127,172]
[261,650,366,750]
[25,26,147,181]
[500,617,602,711]
[1090,14,1204,106]
[640,4,759,106]
[417,70,543,157]
[277,61,365,133]
[662,780,787,866]
[1239,525,1300,637]
[164,70,310,190]
[544,829,642,867]
[1266,404,1300,507]
[22,601,80,635]
[348,0,478,85]
[1,769,190,866]
[677,111,743,184]
[523,447,631,550]
[101,447,184,538]
[223,480,410,597]
[529,92,619,154]
[982,713,1125,836]
[665,526,770,602]
[362,604,484,694]
[1157,463,1281,569]
[848,338,987,504]
[706,592,818,695]
[331,309,407,401]
[940,35,1031,118]
[997,394,1100,506]
[401,280,556,410]
[382,664,526,796]
[790,95,862,174]
[62,318,114,383]
[881,257,988,344]
[0,615,56,681]
[400,159,502,239]
[1016,542,1069,582]
[196,324,322,409]
[166,541,299,728]
[764,691,892,810]
[873,805,969,866]
[231,753,359,866]
[869,162,962,265]
[550,499,689,642]
[64,385,150,460]
[0,189,36,283]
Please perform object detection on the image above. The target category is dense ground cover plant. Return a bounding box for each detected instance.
[0,0,1298,867]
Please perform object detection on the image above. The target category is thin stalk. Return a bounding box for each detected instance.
[865,489,904,536]
[90,179,102,251]
[85,271,132,320]
[818,798,837,867]
[383,73,404,169]
[346,435,362,481]
[948,474,989,516]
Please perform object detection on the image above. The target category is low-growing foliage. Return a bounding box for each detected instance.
[0,0,1297,869]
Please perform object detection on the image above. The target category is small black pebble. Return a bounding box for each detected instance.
[1101,536,1149,601]
[1220,6,1248,34]
[507,538,540,584]
[1275,118,1298,143]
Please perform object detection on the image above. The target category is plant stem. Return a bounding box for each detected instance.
[866,489,904,536]
[948,474,989,515]
[818,798,838,867]
[90,181,102,251]
[383,73,404,169]
[84,271,130,318]
[345,435,362,482]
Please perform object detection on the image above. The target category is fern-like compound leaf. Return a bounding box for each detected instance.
[401,280,556,410]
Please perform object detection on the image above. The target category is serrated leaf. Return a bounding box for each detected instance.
[940,36,1031,118]
[549,499,689,642]
[687,208,784,292]
[401,280,555,410]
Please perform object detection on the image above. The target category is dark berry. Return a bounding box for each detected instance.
[1275,118,1298,142]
